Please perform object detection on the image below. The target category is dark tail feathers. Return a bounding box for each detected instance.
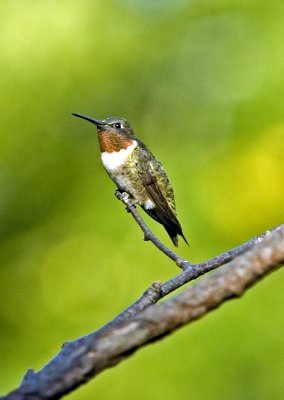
[142,207,188,247]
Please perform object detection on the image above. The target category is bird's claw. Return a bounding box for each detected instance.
[115,190,135,210]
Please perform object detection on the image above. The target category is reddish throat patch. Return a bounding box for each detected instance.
[98,132,133,152]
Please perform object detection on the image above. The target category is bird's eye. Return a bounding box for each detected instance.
[114,122,122,129]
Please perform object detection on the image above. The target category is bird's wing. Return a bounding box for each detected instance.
[136,146,179,225]
[135,144,188,246]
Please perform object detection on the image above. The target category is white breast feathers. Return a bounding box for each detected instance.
[101,140,137,172]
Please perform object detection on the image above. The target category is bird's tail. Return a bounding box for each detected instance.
[143,207,188,247]
[164,224,188,247]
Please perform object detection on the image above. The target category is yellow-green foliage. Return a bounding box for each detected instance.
[0,1,283,399]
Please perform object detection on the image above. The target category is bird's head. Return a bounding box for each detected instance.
[72,113,136,152]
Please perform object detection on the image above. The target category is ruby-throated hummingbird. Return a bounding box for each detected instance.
[72,113,188,247]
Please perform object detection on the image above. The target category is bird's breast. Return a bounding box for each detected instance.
[100,141,154,208]
[101,140,138,172]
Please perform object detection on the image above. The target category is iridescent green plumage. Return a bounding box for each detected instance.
[72,113,188,247]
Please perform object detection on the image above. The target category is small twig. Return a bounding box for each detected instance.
[161,224,283,295]
[115,191,191,270]
[94,224,283,331]
[115,190,282,276]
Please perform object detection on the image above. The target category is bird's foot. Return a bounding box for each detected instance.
[115,190,136,211]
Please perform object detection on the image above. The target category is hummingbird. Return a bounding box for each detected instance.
[72,113,188,247]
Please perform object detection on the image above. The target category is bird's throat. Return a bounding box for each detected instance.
[98,132,133,152]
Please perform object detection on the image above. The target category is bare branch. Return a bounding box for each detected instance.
[3,224,284,400]
[99,224,283,329]
[115,191,281,273]
[115,190,191,269]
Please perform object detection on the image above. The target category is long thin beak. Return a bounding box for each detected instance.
[72,113,105,125]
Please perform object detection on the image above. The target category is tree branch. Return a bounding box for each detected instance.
[2,224,284,400]
[115,190,190,269]
[115,191,281,274]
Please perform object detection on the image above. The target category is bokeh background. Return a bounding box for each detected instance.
[0,0,284,399]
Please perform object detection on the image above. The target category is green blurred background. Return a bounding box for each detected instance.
[0,0,284,398]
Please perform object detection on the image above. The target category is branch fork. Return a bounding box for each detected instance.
[2,191,283,400]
